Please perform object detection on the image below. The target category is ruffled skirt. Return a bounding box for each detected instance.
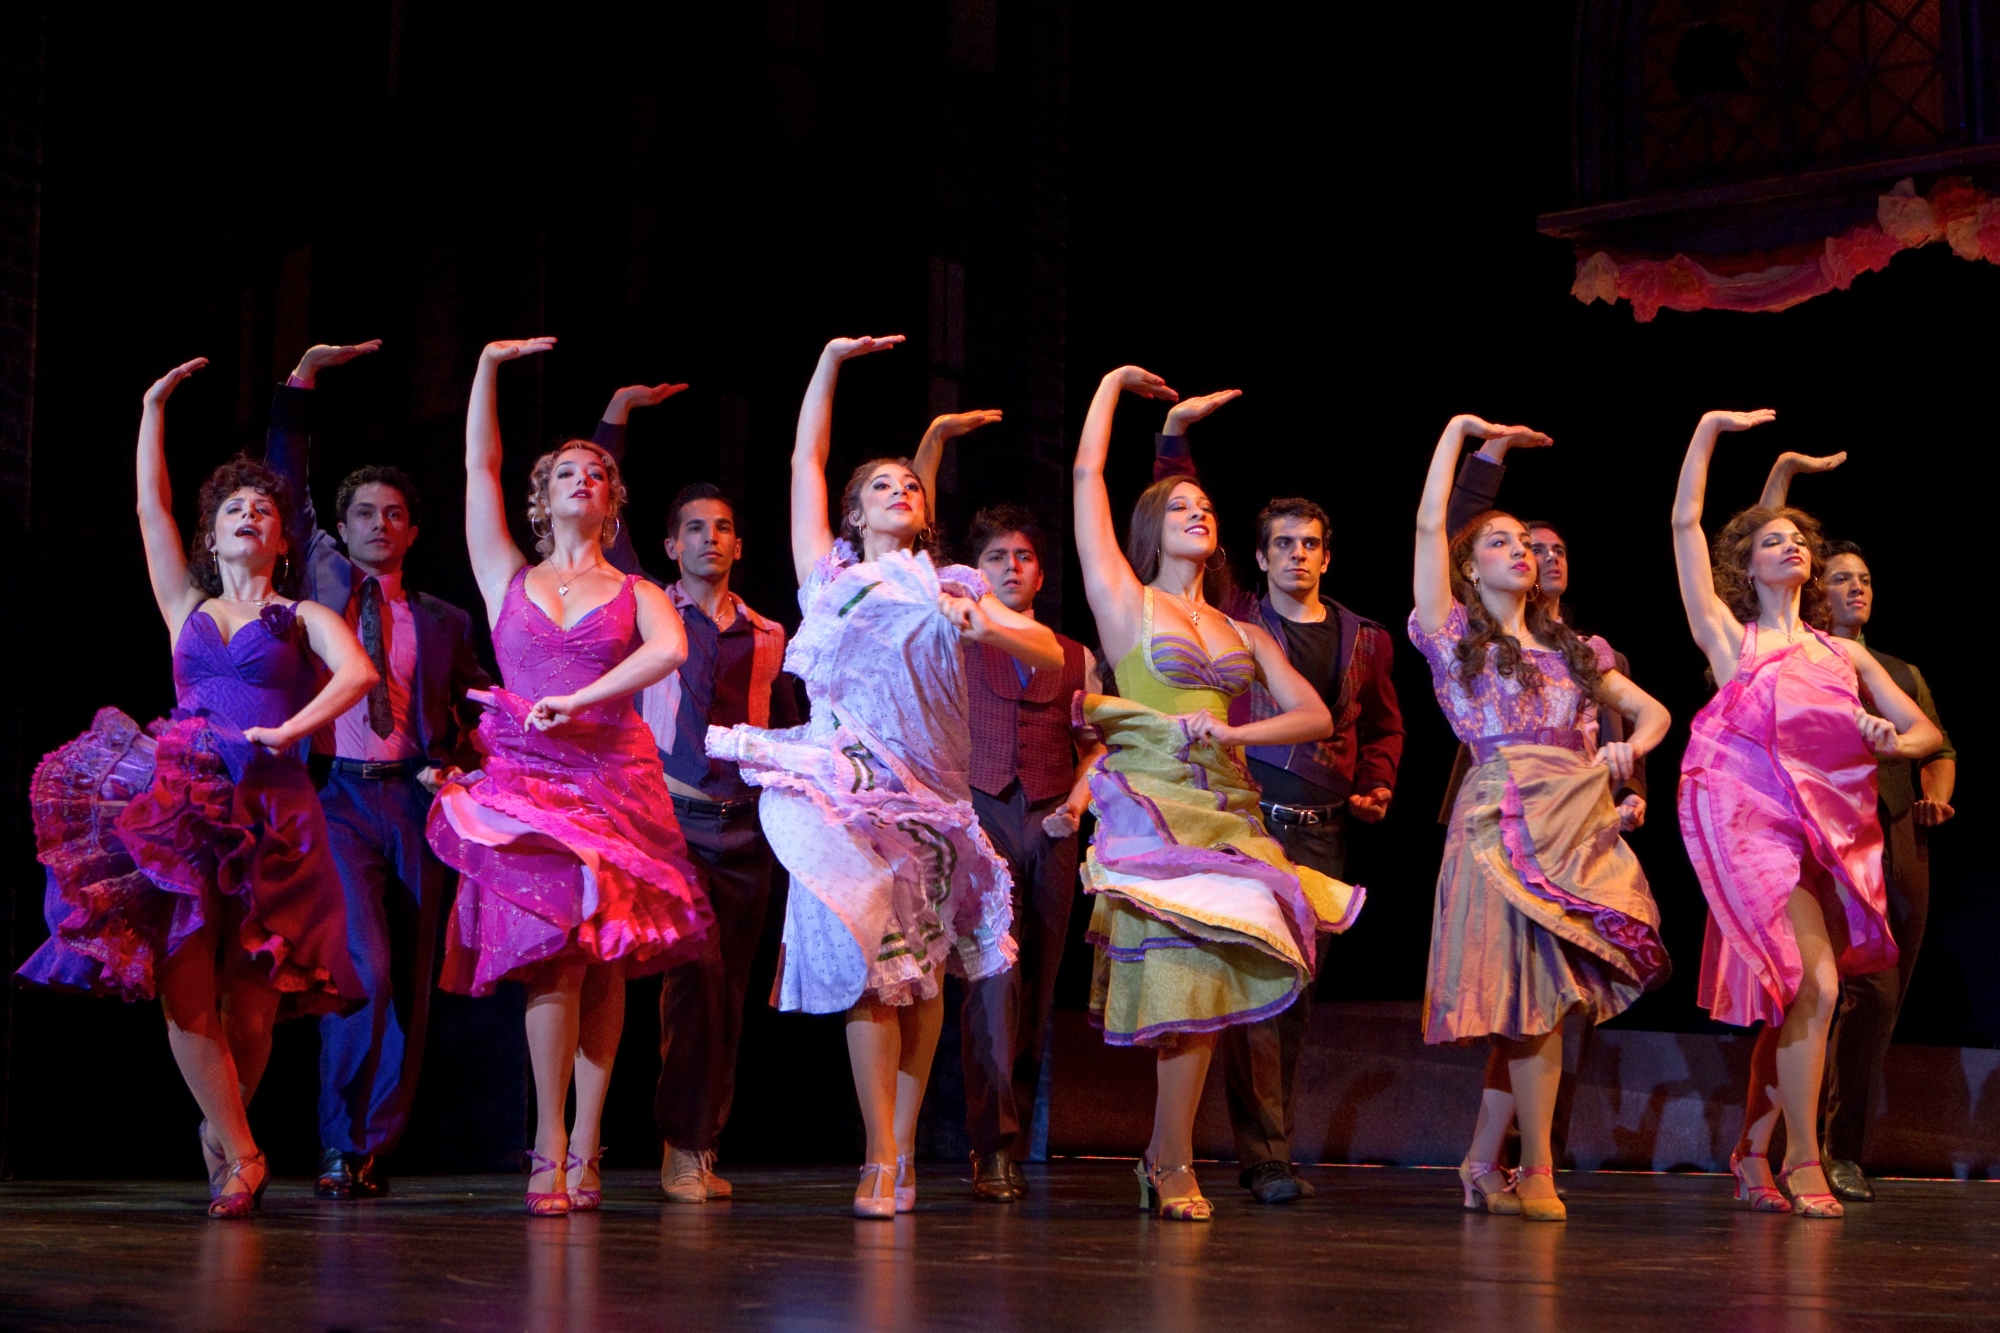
[1080,695,1363,1047]
[1423,745,1667,1045]
[19,707,362,1017]
[707,722,1015,1012]
[427,688,710,996]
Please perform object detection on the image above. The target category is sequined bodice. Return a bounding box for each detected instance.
[173,602,320,731]
[1113,589,1256,721]
[492,569,645,718]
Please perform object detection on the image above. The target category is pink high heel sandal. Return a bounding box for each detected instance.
[525,1150,573,1217]
[1729,1149,1792,1213]
[1778,1160,1844,1219]
[568,1148,605,1211]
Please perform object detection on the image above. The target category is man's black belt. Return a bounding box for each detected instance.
[671,792,759,817]
[328,757,424,781]
[1260,800,1345,827]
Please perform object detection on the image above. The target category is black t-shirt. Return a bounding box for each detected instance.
[1248,613,1345,808]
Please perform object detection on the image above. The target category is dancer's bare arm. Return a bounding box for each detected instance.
[1414,415,1549,634]
[790,335,904,584]
[1673,410,1775,682]
[243,602,379,752]
[136,359,212,637]
[527,580,690,731]
[1074,366,1179,662]
[938,593,1063,671]
[911,409,1003,501]
[1842,645,1944,761]
[1756,450,1847,509]
[465,338,555,621]
[1186,623,1332,749]
[1593,670,1669,787]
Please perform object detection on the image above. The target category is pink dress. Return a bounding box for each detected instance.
[1679,623,1895,1028]
[427,570,709,995]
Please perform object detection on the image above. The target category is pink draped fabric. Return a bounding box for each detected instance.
[1573,176,2000,322]
[1679,626,1894,1029]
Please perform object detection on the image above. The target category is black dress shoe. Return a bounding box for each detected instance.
[1826,1159,1875,1202]
[971,1150,1022,1202]
[1243,1160,1306,1204]
[315,1148,355,1200]
[347,1153,389,1199]
[1004,1154,1029,1197]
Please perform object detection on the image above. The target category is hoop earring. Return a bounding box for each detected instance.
[530,514,552,542]
[1205,545,1228,572]
[278,552,291,587]
[605,516,622,546]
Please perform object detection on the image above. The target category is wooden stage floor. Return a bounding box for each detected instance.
[2,1163,1996,1331]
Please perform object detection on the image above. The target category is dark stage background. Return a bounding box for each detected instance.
[2,2,1994,1180]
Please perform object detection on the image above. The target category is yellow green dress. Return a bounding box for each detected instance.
[1083,590,1364,1045]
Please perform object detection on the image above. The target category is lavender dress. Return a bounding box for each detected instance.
[21,603,363,1015]
[706,543,1015,1012]
[1408,603,1667,1044]
[427,569,709,995]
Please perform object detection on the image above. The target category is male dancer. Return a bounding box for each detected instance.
[262,340,491,1199]
[588,387,800,1203]
[955,505,1100,1202]
[1154,396,1406,1203]
[1763,457,1957,1202]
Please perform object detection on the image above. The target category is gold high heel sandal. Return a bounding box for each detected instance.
[1514,1165,1567,1222]
[1136,1158,1213,1222]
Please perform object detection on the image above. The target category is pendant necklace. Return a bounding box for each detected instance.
[552,560,609,597]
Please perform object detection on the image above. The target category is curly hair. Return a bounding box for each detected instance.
[527,440,627,558]
[186,456,301,598]
[1710,504,1829,626]
[1447,510,1605,702]
[1125,475,1237,609]
[837,457,939,557]
[335,464,421,527]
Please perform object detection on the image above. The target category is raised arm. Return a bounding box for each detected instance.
[1150,389,1241,483]
[910,408,1003,501]
[465,338,556,621]
[136,359,211,634]
[1186,622,1331,748]
[242,599,380,753]
[1757,449,1848,509]
[267,340,383,610]
[591,381,688,583]
[790,335,905,584]
[1444,428,1549,535]
[1672,410,1774,680]
[1074,366,1179,657]
[1415,416,1548,634]
[525,580,690,730]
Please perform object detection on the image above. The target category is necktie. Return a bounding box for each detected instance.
[359,578,394,739]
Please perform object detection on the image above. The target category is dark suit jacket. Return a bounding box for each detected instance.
[1435,452,1645,819]
[265,385,491,770]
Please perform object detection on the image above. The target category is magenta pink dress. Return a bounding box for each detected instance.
[1679,623,1895,1028]
[20,603,362,1016]
[427,570,709,995]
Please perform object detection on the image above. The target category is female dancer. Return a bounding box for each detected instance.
[427,337,709,1216]
[1672,408,1940,1218]
[705,334,1059,1217]
[21,358,375,1217]
[1070,366,1357,1221]
[1412,415,1671,1222]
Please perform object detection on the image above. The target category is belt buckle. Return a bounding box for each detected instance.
[1299,807,1322,826]
[362,760,399,780]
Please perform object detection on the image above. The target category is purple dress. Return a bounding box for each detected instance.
[1407,603,1667,1043]
[21,603,363,1015]
[427,569,709,995]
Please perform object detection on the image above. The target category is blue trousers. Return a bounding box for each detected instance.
[316,770,447,1156]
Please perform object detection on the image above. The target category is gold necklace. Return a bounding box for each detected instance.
[1163,585,1206,628]
[548,559,610,597]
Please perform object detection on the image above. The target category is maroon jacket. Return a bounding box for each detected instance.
[966,635,1089,805]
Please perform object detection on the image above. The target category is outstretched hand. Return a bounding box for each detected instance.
[604,382,690,426]
[928,409,1003,440]
[292,340,383,386]
[825,334,906,362]
[1773,449,1845,477]
[483,337,558,363]
[1164,388,1241,434]
[144,358,209,408]
[1702,408,1777,433]
[1105,365,1178,402]
[1455,415,1552,452]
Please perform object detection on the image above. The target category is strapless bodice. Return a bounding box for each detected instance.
[172,602,320,732]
